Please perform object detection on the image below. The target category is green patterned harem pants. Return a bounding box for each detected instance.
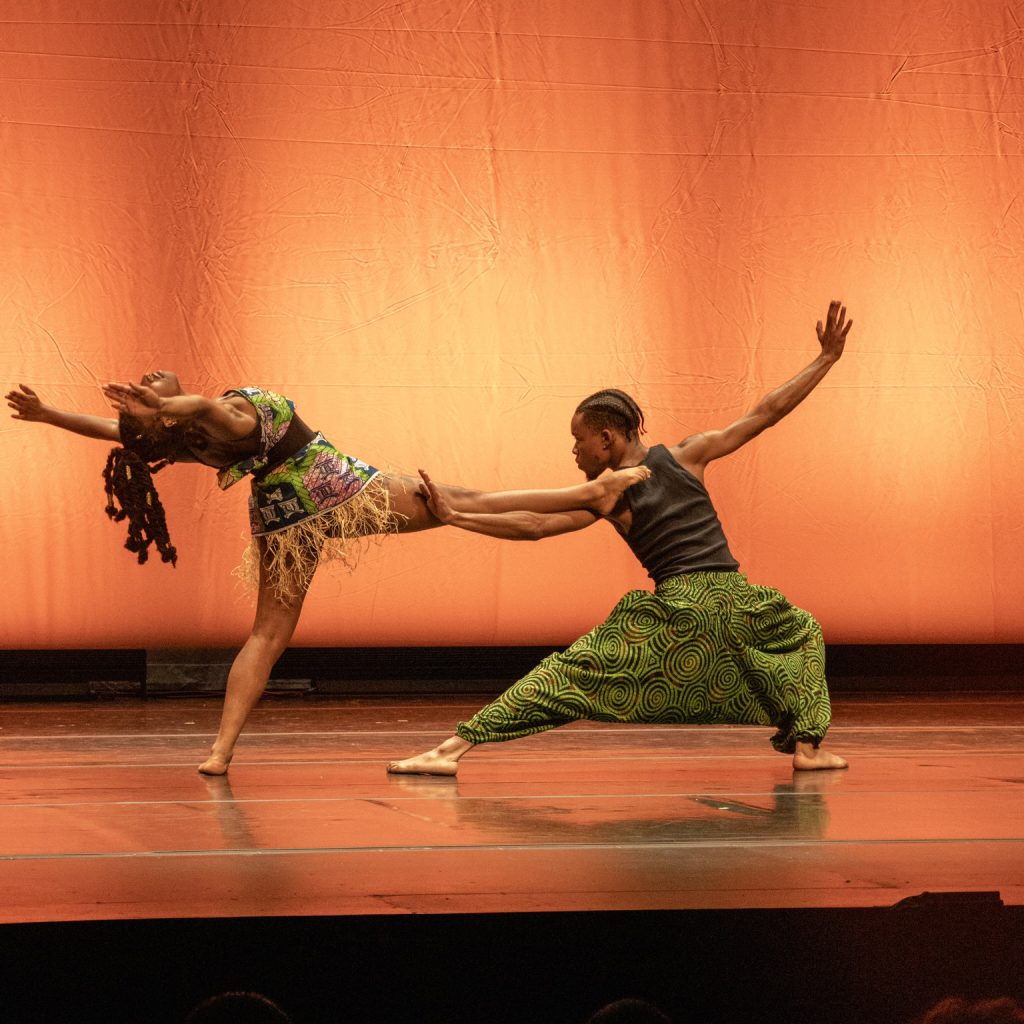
[456,572,831,754]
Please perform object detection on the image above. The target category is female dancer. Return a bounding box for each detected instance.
[6,373,649,774]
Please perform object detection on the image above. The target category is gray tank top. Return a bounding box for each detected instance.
[621,444,740,582]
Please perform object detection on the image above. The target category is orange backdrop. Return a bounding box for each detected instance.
[1,1,1022,647]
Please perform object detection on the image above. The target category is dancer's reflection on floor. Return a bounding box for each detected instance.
[387,769,844,845]
[201,773,261,851]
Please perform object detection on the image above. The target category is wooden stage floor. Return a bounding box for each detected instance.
[1,692,1023,924]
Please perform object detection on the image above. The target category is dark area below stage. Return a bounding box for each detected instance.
[1,903,1021,1024]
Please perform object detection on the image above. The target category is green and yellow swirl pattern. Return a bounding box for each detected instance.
[456,572,831,754]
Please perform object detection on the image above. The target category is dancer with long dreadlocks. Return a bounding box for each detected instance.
[388,301,853,775]
[5,373,649,775]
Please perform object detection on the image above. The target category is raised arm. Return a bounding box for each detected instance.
[6,384,120,442]
[419,471,599,541]
[103,381,257,439]
[675,300,852,473]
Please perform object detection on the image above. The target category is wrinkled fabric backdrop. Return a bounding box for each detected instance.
[1,1,1021,647]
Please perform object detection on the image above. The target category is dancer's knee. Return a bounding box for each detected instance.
[242,623,294,664]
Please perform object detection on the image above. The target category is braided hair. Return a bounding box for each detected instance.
[102,415,188,566]
[574,389,647,441]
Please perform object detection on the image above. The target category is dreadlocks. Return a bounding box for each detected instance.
[575,389,647,441]
[102,414,186,566]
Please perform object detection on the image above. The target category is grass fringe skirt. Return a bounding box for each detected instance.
[236,476,401,598]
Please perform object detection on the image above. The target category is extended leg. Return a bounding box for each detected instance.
[383,474,447,532]
[386,624,619,777]
[198,544,308,775]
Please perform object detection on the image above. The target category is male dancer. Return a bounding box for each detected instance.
[389,301,853,775]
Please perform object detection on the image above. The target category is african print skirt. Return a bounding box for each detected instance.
[246,432,380,537]
[237,475,401,598]
[455,572,831,753]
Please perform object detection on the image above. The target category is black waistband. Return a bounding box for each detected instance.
[253,414,317,479]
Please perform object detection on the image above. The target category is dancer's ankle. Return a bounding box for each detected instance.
[198,749,233,776]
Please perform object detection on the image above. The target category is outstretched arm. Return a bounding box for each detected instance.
[419,471,599,541]
[442,464,651,518]
[676,300,852,472]
[5,384,120,442]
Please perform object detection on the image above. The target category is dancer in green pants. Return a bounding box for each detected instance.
[389,300,853,774]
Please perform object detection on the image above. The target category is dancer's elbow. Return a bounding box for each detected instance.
[511,519,548,542]
[506,512,551,541]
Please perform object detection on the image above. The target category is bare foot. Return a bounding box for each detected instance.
[387,750,460,776]
[593,465,652,514]
[198,751,233,776]
[388,735,471,776]
[792,743,848,771]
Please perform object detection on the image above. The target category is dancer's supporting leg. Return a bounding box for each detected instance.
[198,540,308,775]
[198,475,437,776]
